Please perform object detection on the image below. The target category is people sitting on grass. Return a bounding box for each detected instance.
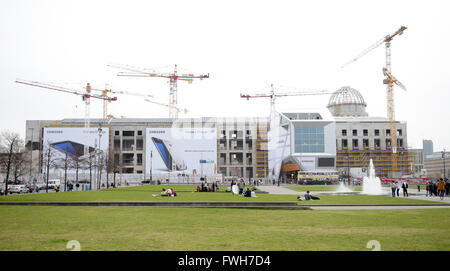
[196,185,201,192]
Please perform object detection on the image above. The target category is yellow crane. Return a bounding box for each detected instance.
[342,26,407,177]
[87,85,155,119]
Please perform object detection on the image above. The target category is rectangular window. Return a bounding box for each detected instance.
[137,130,142,136]
[363,129,368,136]
[318,158,334,167]
[294,126,325,153]
[363,139,369,148]
[137,153,143,165]
[342,129,347,136]
[386,129,391,136]
[123,131,134,137]
[397,129,402,136]
[342,139,348,148]
[386,139,391,147]
[374,129,380,136]
[115,131,119,136]
[352,139,359,148]
[374,139,380,148]
[136,139,143,150]
[114,139,120,150]
[352,129,357,136]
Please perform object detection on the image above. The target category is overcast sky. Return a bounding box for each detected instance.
[1,0,449,151]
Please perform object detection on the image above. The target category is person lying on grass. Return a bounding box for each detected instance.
[298,191,320,201]
[152,188,177,197]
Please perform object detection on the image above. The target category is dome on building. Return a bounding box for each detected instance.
[327,86,368,117]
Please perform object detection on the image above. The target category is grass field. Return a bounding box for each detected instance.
[0,185,443,205]
[0,206,448,251]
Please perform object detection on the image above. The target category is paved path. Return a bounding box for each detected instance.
[258,185,450,210]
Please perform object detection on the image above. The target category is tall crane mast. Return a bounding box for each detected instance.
[342,26,407,177]
[108,63,209,119]
[241,84,334,114]
[88,85,155,119]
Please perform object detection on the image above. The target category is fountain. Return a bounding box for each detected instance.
[336,181,353,193]
[362,159,384,195]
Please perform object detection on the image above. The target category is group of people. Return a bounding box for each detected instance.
[227,179,257,197]
[426,178,449,200]
[390,181,409,197]
[153,187,177,197]
[66,181,80,192]
[196,181,220,192]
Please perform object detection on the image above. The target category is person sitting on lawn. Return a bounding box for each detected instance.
[245,187,252,197]
[196,185,201,192]
[161,188,170,197]
[152,188,169,197]
[170,188,177,197]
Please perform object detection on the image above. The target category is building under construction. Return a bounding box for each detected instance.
[329,86,413,178]
[22,87,415,183]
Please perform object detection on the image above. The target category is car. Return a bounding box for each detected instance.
[47,179,61,189]
[36,183,46,191]
[8,185,29,194]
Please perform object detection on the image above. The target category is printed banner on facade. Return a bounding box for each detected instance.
[146,128,217,175]
[42,127,109,173]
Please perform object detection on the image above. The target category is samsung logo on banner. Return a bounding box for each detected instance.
[149,131,165,134]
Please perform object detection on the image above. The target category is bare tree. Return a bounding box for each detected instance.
[42,140,57,193]
[11,152,28,183]
[0,131,24,195]
[54,152,71,192]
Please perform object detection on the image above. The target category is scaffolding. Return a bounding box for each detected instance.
[336,147,414,177]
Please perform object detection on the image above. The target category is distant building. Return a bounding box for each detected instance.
[424,152,449,179]
[423,139,434,159]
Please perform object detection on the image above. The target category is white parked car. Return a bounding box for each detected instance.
[47,179,61,189]
[8,185,29,194]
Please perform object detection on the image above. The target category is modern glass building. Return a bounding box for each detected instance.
[268,109,337,183]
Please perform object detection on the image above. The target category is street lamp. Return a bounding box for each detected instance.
[442,148,446,179]
[150,150,153,182]
[98,124,103,189]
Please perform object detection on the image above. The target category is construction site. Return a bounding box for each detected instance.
[12,26,425,185]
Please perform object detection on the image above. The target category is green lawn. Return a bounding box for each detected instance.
[0,185,444,205]
[0,206,448,251]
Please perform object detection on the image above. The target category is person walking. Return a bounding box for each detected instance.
[396,181,401,197]
[390,181,396,197]
[402,181,409,197]
[437,178,446,200]
[417,183,420,193]
[426,182,430,197]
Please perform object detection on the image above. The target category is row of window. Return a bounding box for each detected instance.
[114,130,143,136]
[340,138,404,148]
[341,129,402,137]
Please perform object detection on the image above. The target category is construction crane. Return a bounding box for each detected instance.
[15,79,118,156]
[107,63,209,119]
[88,85,155,119]
[143,98,188,115]
[241,84,334,114]
[341,26,407,177]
